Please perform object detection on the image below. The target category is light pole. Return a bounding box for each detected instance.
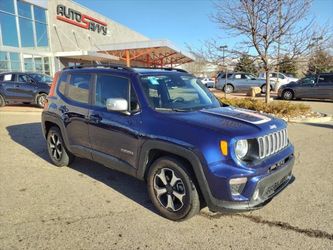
[219,45,228,97]
[311,36,323,74]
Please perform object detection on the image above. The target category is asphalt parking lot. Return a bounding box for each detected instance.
[0,105,332,249]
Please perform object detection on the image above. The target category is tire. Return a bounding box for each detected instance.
[0,95,5,107]
[36,93,47,108]
[223,84,234,94]
[261,84,273,94]
[281,89,294,100]
[147,157,200,221]
[47,126,75,167]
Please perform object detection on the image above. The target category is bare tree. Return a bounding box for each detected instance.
[194,0,329,103]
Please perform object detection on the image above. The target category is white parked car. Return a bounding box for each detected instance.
[199,77,215,88]
[258,72,298,91]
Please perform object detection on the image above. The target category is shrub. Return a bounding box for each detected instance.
[220,97,311,118]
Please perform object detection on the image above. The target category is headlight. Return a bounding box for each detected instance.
[235,139,249,160]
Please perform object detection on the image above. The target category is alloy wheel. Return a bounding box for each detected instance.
[283,90,293,100]
[49,133,62,161]
[38,95,46,107]
[153,168,186,212]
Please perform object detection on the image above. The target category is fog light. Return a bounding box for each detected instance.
[229,177,247,196]
[253,189,259,201]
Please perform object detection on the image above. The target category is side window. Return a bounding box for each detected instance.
[67,74,91,104]
[318,75,333,84]
[2,74,14,81]
[241,74,248,79]
[57,73,68,95]
[278,73,285,79]
[95,75,130,108]
[18,74,28,83]
[234,74,241,79]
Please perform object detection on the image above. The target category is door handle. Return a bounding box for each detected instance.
[89,114,102,124]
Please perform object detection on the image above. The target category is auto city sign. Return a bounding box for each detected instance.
[56,4,107,35]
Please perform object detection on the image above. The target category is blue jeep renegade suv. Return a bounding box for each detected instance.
[42,65,295,221]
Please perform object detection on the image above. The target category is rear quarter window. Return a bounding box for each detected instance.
[67,74,91,103]
[57,73,91,104]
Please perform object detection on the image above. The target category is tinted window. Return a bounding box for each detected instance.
[2,74,15,81]
[0,12,19,47]
[35,22,48,47]
[18,74,29,82]
[17,0,32,18]
[318,75,333,83]
[67,74,91,103]
[95,75,129,108]
[58,73,68,95]
[19,17,34,47]
[34,6,46,23]
[0,0,14,13]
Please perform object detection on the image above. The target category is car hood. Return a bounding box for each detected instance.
[165,106,286,138]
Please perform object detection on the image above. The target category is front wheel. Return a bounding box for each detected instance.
[281,90,294,100]
[47,126,75,167]
[147,157,200,221]
[36,93,47,108]
[223,84,234,94]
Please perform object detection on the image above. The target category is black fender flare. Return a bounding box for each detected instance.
[136,139,215,208]
[42,111,71,150]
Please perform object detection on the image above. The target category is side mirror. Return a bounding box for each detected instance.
[106,98,128,113]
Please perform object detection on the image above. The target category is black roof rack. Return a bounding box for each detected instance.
[63,64,135,72]
[62,64,188,73]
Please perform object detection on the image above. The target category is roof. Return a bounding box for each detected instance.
[96,39,195,67]
[54,51,119,61]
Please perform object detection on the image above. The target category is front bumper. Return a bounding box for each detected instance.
[207,154,295,213]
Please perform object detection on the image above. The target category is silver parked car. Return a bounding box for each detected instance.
[216,72,274,93]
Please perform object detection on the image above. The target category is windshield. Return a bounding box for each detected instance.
[299,76,316,84]
[140,74,221,111]
[29,73,53,83]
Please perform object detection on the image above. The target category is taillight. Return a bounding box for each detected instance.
[49,71,60,97]
[44,71,60,109]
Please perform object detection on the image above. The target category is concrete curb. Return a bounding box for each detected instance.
[285,114,333,124]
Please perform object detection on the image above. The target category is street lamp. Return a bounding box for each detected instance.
[219,45,228,97]
[311,36,323,74]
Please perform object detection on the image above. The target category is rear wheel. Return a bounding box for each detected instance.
[36,93,47,108]
[147,157,200,221]
[282,89,294,100]
[223,84,234,94]
[261,84,273,93]
[47,126,74,167]
[0,95,5,107]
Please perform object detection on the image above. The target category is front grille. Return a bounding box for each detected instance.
[257,129,288,159]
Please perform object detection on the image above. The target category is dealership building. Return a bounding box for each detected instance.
[0,0,194,76]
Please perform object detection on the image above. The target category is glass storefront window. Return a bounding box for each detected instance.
[0,51,10,72]
[34,56,43,72]
[10,52,21,71]
[0,12,19,47]
[35,22,48,47]
[0,0,14,14]
[23,54,34,71]
[43,57,50,75]
[33,6,46,23]
[19,17,34,47]
[17,0,32,18]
